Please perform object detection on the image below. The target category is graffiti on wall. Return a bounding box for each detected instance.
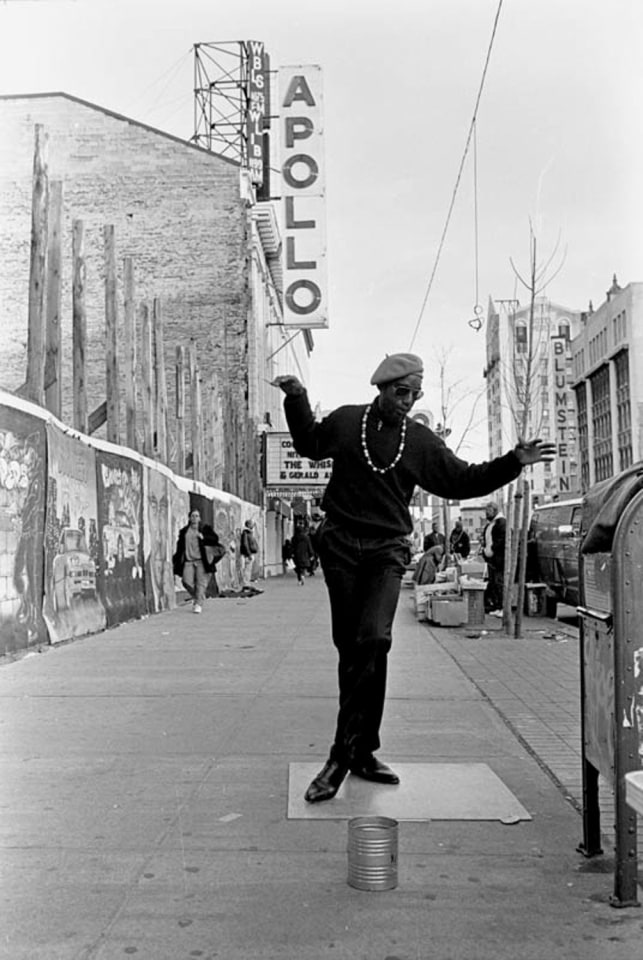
[0,408,47,655]
[0,395,266,657]
[44,425,106,643]
[143,467,175,613]
[96,451,146,626]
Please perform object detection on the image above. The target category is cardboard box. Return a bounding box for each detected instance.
[429,598,467,626]
[459,559,486,577]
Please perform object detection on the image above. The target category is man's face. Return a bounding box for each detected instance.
[377,375,423,424]
[485,505,497,521]
[189,510,201,527]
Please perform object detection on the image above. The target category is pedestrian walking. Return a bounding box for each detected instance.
[172,509,222,614]
[275,353,554,802]
[291,517,316,585]
[481,501,506,615]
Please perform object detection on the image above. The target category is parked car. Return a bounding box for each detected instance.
[52,527,97,610]
[528,497,583,617]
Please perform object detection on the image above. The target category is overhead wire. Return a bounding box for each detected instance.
[408,0,505,350]
[121,48,192,117]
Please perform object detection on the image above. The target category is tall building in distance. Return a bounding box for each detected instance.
[571,277,643,492]
[484,296,582,503]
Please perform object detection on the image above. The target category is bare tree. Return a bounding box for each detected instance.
[426,347,487,549]
[433,346,487,456]
[502,225,566,636]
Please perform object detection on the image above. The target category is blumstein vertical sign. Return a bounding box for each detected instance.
[550,335,574,493]
[279,64,328,328]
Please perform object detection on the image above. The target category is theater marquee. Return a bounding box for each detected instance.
[279,64,328,329]
[264,433,332,486]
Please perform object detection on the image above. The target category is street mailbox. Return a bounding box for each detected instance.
[577,462,643,907]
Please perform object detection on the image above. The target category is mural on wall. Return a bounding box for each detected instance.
[0,396,267,656]
[143,466,175,613]
[213,496,241,594]
[95,451,146,626]
[169,481,189,593]
[44,425,106,643]
[0,407,47,655]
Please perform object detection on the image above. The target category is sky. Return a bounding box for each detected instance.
[1,0,641,460]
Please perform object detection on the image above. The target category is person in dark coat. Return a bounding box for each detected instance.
[291,517,316,585]
[449,519,471,559]
[481,502,506,614]
[275,353,554,803]
[422,521,445,552]
[172,509,221,614]
[239,519,259,587]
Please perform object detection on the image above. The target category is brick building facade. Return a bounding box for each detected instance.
[0,92,305,504]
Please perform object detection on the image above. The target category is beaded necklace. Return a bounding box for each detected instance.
[361,404,407,474]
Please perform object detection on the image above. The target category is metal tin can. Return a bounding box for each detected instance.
[347,816,398,891]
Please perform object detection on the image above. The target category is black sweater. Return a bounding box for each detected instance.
[284,392,522,539]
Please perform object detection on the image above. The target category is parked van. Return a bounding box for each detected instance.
[528,497,583,618]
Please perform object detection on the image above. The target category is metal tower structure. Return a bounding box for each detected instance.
[193,40,270,191]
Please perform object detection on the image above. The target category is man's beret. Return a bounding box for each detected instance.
[370,352,424,386]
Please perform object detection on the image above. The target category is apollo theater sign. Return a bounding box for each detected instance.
[279,65,328,328]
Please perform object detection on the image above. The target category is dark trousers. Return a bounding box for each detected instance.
[317,519,408,764]
[485,560,504,611]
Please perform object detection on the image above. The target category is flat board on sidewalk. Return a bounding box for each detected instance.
[288,762,531,823]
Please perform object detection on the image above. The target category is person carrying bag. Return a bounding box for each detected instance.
[173,509,224,613]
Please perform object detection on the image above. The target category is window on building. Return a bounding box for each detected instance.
[515,322,527,354]
[614,349,632,471]
[558,322,570,341]
[574,383,589,492]
[590,364,613,481]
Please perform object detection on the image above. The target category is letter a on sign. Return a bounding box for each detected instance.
[282,76,316,108]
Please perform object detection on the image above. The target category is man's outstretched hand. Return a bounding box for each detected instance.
[514,439,556,465]
[272,375,305,396]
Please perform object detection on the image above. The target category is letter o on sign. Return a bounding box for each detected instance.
[283,154,318,189]
[285,280,322,315]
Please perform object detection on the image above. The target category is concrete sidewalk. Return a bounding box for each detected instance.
[1,575,641,959]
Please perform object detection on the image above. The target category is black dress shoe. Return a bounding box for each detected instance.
[349,756,400,785]
[304,759,348,803]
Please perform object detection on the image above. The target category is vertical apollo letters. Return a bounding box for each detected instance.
[279,65,328,328]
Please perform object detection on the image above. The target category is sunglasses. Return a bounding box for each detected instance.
[392,385,424,401]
